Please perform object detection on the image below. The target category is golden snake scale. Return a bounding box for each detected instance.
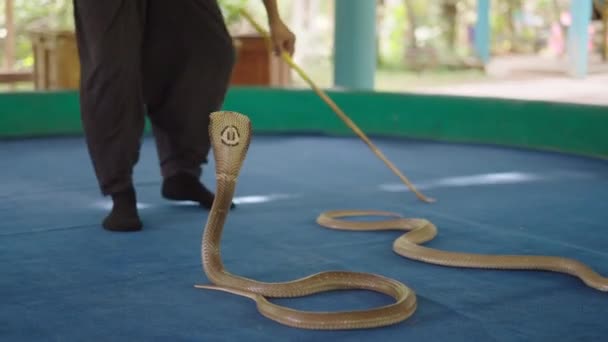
[195,111,607,330]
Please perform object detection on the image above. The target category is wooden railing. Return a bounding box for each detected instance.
[0,70,33,83]
[0,70,33,90]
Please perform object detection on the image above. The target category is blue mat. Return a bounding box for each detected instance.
[1,135,607,341]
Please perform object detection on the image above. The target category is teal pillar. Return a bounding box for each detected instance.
[474,0,491,64]
[567,0,593,78]
[333,0,376,90]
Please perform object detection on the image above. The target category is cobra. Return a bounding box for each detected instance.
[196,111,607,330]
[195,111,416,330]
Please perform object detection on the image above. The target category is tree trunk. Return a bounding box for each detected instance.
[507,0,522,53]
[4,0,15,71]
[403,0,417,48]
[441,0,458,50]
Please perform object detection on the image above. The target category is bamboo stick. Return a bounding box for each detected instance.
[239,9,435,203]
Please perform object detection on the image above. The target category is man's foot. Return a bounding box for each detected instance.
[161,172,235,209]
[102,186,143,232]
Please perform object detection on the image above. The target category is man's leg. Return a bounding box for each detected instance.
[142,0,236,208]
[74,0,147,230]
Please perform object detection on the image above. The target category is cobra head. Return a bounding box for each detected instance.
[208,111,253,179]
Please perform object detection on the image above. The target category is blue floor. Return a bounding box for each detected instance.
[1,135,607,341]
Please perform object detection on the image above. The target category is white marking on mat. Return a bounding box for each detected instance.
[92,200,152,210]
[379,172,543,192]
[90,193,295,210]
[170,193,297,205]
[232,193,298,205]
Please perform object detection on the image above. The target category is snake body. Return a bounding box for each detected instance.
[196,111,416,330]
[317,210,608,292]
[197,111,607,330]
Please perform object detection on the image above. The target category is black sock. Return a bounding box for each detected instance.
[102,186,143,232]
[162,172,235,209]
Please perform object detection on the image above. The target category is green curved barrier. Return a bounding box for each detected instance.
[1,87,607,159]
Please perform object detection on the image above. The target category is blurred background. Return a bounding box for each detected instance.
[1,0,606,104]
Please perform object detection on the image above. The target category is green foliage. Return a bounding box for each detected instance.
[2,0,251,70]
[13,0,74,30]
[376,0,566,70]
[0,0,586,73]
[1,0,74,69]
[379,4,407,68]
[217,0,249,26]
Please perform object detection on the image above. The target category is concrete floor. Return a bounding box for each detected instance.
[415,55,608,106]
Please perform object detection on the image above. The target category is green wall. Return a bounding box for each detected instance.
[0,91,82,137]
[1,87,607,159]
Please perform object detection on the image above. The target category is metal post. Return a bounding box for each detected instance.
[333,0,377,90]
[567,0,593,78]
[474,0,491,64]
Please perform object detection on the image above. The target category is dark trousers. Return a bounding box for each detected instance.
[73,0,235,195]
